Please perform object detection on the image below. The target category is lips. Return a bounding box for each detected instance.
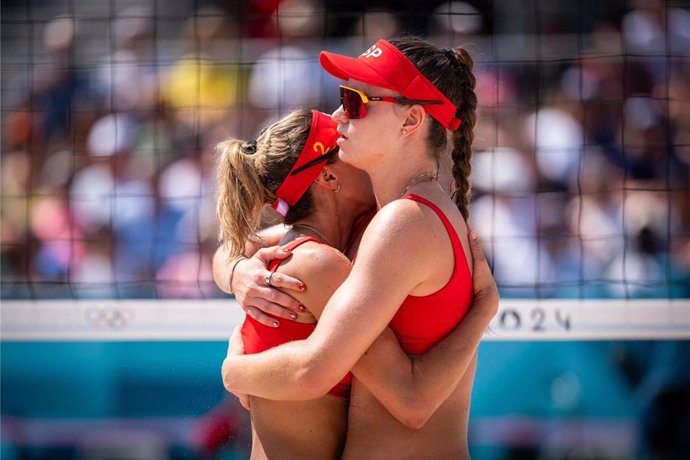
[336,130,348,145]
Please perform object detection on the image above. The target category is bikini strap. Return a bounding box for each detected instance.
[399,193,465,262]
[268,236,320,272]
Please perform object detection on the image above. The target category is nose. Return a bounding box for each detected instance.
[331,104,348,124]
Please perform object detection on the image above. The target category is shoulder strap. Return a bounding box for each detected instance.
[399,193,465,255]
[399,193,470,283]
[268,236,320,272]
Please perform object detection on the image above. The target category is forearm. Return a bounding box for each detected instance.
[213,245,240,293]
[406,305,489,402]
[213,225,288,293]
[222,278,401,401]
[222,339,330,400]
[352,304,491,428]
[353,227,499,428]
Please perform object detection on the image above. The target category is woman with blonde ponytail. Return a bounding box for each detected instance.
[217,104,494,459]
[221,37,492,459]
[215,109,366,459]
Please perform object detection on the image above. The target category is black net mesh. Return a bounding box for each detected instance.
[1,0,689,299]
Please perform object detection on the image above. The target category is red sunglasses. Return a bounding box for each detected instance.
[339,85,443,119]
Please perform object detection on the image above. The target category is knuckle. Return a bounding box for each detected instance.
[257,301,273,314]
[247,307,260,319]
[267,289,280,302]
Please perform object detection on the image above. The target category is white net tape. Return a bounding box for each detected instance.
[2,299,689,341]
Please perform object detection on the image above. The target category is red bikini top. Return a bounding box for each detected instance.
[388,194,473,355]
[241,236,351,399]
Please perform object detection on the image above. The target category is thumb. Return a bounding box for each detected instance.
[468,228,487,267]
[254,245,292,263]
[228,325,245,356]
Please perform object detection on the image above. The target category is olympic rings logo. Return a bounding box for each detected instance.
[85,305,134,329]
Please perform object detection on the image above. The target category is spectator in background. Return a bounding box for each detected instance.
[247,0,328,123]
[0,1,687,303]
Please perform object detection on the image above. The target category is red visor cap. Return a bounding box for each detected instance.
[273,110,339,207]
[320,39,461,131]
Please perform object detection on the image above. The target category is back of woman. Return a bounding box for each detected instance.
[248,321,347,459]
[243,239,350,460]
[216,109,364,459]
[249,399,345,459]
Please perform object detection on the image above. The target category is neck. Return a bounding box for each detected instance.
[290,201,358,252]
[370,160,439,208]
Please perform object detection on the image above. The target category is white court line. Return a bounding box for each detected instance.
[1,299,689,341]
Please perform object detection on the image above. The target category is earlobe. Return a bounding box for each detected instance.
[401,105,426,135]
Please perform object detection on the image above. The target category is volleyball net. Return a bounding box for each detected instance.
[1,0,689,341]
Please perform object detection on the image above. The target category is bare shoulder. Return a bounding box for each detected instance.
[361,198,443,248]
[281,242,351,282]
[275,242,352,318]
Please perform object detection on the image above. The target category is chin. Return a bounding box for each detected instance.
[337,147,356,164]
[338,147,361,167]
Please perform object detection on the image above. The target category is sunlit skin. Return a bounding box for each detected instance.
[217,152,490,458]
[221,76,487,459]
[230,157,367,460]
[333,80,478,459]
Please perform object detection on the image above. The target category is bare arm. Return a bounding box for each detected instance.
[223,221,497,429]
[221,201,447,400]
[350,231,498,428]
[213,224,312,326]
[213,224,288,292]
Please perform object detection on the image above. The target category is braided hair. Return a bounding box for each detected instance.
[389,37,477,221]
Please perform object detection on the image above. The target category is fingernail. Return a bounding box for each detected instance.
[470,231,477,240]
[298,304,305,312]
[282,247,290,252]
[289,312,297,320]
[298,283,306,291]
[273,320,280,328]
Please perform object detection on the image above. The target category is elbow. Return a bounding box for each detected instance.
[390,391,436,429]
[398,405,433,430]
[294,347,347,399]
[221,358,234,393]
[212,253,231,294]
[296,361,338,399]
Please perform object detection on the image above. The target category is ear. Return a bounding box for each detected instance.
[401,104,426,136]
[314,166,339,192]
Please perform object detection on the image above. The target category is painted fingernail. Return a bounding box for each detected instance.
[289,312,297,320]
[273,320,280,328]
[298,304,306,312]
[298,283,306,291]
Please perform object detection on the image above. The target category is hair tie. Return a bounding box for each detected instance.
[443,48,463,74]
[242,140,257,155]
[272,198,289,217]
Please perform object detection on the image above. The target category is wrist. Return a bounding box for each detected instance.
[228,256,247,294]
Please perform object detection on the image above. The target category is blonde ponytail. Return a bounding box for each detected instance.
[216,139,266,258]
[215,109,315,260]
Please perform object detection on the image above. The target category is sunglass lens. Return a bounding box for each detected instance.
[340,87,365,119]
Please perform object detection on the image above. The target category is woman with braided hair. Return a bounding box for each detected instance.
[221,36,486,459]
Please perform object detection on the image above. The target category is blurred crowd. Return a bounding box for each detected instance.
[1,0,689,299]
